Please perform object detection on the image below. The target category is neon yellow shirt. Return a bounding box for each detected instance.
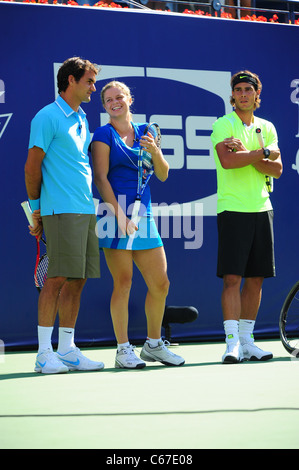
[211,111,278,213]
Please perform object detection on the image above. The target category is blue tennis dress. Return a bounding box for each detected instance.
[91,122,163,250]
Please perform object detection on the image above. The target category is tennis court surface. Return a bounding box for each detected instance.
[1,339,298,449]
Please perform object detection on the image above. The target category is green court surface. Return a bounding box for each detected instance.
[0,339,298,450]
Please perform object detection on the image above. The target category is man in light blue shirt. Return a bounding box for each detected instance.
[25,57,104,374]
[29,94,95,216]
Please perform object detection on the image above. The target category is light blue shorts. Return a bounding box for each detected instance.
[95,215,163,250]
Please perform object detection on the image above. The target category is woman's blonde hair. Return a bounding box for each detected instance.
[100,81,134,107]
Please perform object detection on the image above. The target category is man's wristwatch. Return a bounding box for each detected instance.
[263,148,270,158]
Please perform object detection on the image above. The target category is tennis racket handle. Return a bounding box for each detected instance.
[256,128,265,148]
[255,129,273,192]
[131,199,141,226]
[21,200,34,226]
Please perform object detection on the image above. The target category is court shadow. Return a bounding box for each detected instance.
[0,355,293,381]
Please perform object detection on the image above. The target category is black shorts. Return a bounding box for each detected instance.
[217,210,275,278]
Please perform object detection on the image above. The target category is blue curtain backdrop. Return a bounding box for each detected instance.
[1,2,298,348]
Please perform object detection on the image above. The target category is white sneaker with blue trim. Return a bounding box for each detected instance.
[34,349,69,374]
[56,347,105,371]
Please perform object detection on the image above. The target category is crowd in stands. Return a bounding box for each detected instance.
[1,0,298,24]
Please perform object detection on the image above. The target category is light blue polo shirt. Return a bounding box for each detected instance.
[28,95,95,216]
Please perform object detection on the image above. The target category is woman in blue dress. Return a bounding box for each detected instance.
[91,81,184,369]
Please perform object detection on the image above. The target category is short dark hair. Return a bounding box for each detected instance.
[57,57,100,93]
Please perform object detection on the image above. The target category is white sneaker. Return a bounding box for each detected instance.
[222,341,244,364]
[34,349,69,374]
[140,340,185,366]
[56,347,105,371]
[242,343,273,361]
[115,345,146,369]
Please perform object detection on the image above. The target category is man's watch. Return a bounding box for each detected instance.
[263,148,270,158]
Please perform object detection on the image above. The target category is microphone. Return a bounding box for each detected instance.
[162,306,199,326]
[162,306,199,344]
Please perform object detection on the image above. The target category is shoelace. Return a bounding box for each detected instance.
[121,345,137,356]
[159,340,177,357]
[42,350,61,364]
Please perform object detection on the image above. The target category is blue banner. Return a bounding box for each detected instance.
[1,2,299,348]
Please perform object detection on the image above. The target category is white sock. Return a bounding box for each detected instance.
[223,320,239,344]
[146,337,161,348]
[239,319,255,345]
[117,341,130,351]
[38,326,53,353]
[57,327,75,355]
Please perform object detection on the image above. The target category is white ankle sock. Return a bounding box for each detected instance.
[57,327,75,355]
[38,326,53,353]
[146,337,161,348]
[239,319,255,345]
[223,320,239,344]
[117,341,130,351]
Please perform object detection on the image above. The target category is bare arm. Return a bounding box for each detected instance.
[140,133,169,182]
[24,146,45,199]
[216,140,265,169]
[216,137,282,178]
[252,154,283,179]
[24,146,45,239]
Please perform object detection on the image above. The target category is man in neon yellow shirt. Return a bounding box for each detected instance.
[211,70,282,364]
